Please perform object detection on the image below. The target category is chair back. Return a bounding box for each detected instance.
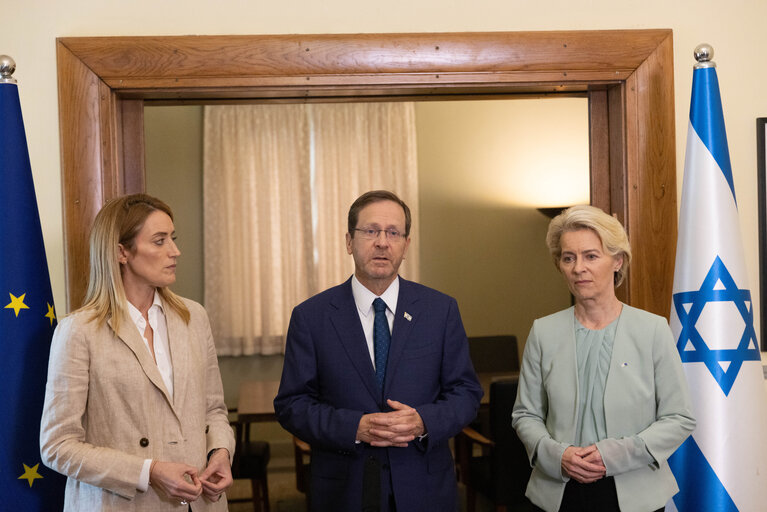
[468,335,519,373]
[488,377,531,506]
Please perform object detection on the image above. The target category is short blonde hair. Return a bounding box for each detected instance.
[545,205,632,286]
[79,193,190,331]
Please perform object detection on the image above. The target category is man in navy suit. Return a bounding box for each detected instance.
[274,190,482,512]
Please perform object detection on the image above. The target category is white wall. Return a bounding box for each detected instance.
[415,98,587,338]
[144,106,204,303]
[6,0,767,330]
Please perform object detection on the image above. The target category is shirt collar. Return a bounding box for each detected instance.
[127,290,164,326]
[351,275,399,317]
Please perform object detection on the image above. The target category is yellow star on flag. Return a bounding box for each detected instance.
[5,292,29,317]
[45,302,56,326]
[18,463,43,487]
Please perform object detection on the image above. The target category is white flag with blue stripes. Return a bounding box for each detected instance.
[668,50,767,512]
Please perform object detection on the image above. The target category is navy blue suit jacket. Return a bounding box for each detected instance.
[274,277,482,511]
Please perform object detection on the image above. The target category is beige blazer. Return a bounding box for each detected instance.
[512,305,696,512]
[40,297,235,511]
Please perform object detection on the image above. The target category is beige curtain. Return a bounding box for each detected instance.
[203,103,419,355]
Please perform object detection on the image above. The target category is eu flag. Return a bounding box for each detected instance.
[667,45,767,512]
[0,58,65,508]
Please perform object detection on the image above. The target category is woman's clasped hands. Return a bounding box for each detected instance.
[561,444,606,484]
[150,461,202,504]
[150,450,232,504]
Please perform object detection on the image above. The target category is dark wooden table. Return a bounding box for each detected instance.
[237,379,281,423]
[235,372,517,420]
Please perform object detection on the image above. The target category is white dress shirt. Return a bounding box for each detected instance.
[350,275,398,370]
[350,275,428,441]
[126,291,173,492]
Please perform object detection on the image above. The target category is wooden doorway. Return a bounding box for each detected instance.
[56,30,677,314]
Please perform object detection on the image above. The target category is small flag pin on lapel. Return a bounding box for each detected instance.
[404,312,412,321]
[621,362,629,367]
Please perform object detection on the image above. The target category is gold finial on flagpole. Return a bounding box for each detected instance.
[0,55,17,84]
[694,44,716,69]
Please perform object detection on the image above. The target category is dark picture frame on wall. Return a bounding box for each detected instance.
[757,117,767,350]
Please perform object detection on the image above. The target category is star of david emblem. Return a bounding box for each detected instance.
[673,255,760,396]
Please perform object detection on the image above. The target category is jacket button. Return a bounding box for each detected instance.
[139,437,149,447]
[205,425,210,434]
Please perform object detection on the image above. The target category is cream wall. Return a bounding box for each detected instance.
[415,99,587,338]
[6,0,767,336]
[144,106,205,303]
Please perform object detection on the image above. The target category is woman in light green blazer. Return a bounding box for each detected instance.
[512,205,695,512]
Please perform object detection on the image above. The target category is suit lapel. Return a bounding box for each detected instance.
[559,308,580,432]
[108,310,175,411]
[329,279,381,402]
[164,299,187,420]
[382,278,419,397]
[604,304,627,393]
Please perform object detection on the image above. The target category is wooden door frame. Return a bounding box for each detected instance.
[56,30,677,314]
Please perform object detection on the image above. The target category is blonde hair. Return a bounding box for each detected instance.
[545,205,632,287]
[79,193,190,331]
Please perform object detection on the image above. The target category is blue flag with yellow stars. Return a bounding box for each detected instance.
[0,70,66,507]
[667,46,767,511]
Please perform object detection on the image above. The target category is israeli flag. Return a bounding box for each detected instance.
[667,46,767,511]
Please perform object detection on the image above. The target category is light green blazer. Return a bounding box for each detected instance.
[512,305,695,512]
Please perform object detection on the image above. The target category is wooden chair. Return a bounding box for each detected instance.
[466,335,519,440]
[467,335,519,375]
[293,436,311,508]
[455,378,533,512]
[228,410,271,512]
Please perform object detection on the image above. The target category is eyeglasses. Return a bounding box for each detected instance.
[353,228,406,241]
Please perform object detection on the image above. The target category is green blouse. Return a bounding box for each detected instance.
[573,311,655,474]
[574,316,619,446]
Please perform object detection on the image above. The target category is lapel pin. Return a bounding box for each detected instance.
[404,312,412,321]
[621,362,629,367]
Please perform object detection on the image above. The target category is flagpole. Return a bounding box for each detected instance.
[693,43,715,69]
[0,55,16,84]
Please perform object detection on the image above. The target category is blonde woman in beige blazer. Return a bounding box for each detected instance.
[40,194,235,511]
[512,206,695,512]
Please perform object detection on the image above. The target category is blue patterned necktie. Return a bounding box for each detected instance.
[372,297,391,390]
